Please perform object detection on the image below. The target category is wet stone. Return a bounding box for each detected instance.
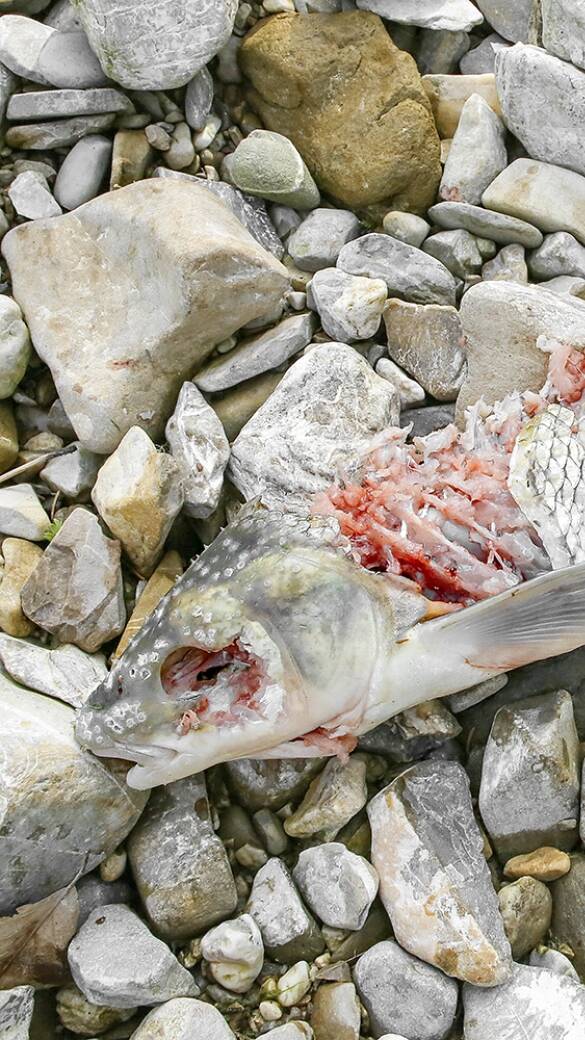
[247,858,325,964]
[337,232,458,306]
[293,843,379,930]
[497,876,553,959]
[284,757,368,842]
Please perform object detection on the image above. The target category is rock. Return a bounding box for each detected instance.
[211,371,285,443]
[288,209,362,272]
[248,858,324,963]
[0,15,53,82]
[423,228,483,278]
[293,843,378,930]
[284,757,368,841]
[356,0,482,29]
[0,484,49,541]
[439,93,507,204]
[277,960,312,1007]
[337,233,458,306]
[542,0,585,72]
[528,231,585,280]
[240,11,441,213]
[0,295,31,399]
[231,130,320,210]
[416,27,471,74]
[354,939,459,1040]
[482,242,528,282]
[460,31,510,73]
[185,67,214,131]
[462,963,585,1039]
[68,904,198,1008]
[1,675,147,912]
[73,0,237,90]
[456,281,585,418]
[497,877,552,959]
[538,275,585,298]
[110,129,153,189]
[76,872,133,927]
[201,179,285,260]
[53,134,112,210]
[479,691,580,860]
[165,122,195,172]
[225,758,323,812]
[163,382,229,520]
[7,171,61,220]
[229,344,398,509]
[0,987,34,1040]
[422,71,501,136]
[429,200,543,246]
[551,853,585,981]
[7,87,129,122]
[6,112,115,151]
[483,158,585,245]
[40,441,101,498]
[376,357,426,407]
[310,982,361,1040]
[401,402,456,436]
[130,998,236,1040]
[0,637,105,714]
[476,0,540,42]
[201,914,263,994]
[382,211,430,247]
[529,947,580,981]
[56,985,137,1036]
[0,403,18,475]
[0,538,43,637]
[114,550,181,658]
[21,507,126,651]
[44,0,83,29]
[195,314,317,392]
[369,760,512,985]
[504,847,572,882]
[384,299,465,401]
[308,268,388,341]
[36,30,109,89]
[267,1026,313,1040]
[2,179,288,454]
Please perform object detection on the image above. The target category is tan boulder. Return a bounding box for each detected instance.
[240,11,441,214]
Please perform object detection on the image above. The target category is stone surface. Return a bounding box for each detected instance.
[284,758,368,841]
[0,14,53,82]
[240,12,441,213]
[110,129,153,189]
[423,227,483,278]
[127,774,237,942]
[288,208,362,272]
[308,268,387,341]
[479,691,580,860]
[460,31,510,73]
[0,987,34,1040]
[130,998,236,1040]
[417,26,471,74]
[68,904,198,1008]
[56,986,136,1037]
[337,233,458,306]
[356,0,482,30]
[504,847,572,882]
[2,179,288,454]
[375,357,426,407]
[195,313,317,392]
[201,914,263,994]
[498,877,552,959]
[354,940,459,1040]
[293,843,378,930]
[439,92,507,204]
[369,761,512,986]
[211,371,285,443]
[483,158,585,245]
[0,633,106,708]
[0,538,43,637]
[40,441,101,498]
[201,179,285,260]
[247,858,325,964]
[429,199,543,246]
[36,30,109,89]
[423,71,501,136]
[384,299,465,401]
[164,382,229,519]
[528,232,585,281]
[310,982,361,1040]
[6,113,115,151]
[73,0,238,90]
[482,242,528,282]
[462,963,585,1039]
[231,130,320,209]
[53,134,112,210]
[382,210,430,247]
[542,0,585,72]
[529,947,580,981]
[551,854,585,981]
[185,67,214,131]
[0,484,49,541]
[0,295,31,399]
[229,344,399,510]
[8,170,62,220]
[7,87,129,121]
[225,758,324,812]
[476,0,540,42]
[21,507,126,651]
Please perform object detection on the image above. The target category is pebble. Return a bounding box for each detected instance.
[100,847,127,882]
[8,170,62,220]
[552,853,585,980]
[247,858,325,963]
[376,357,426,407]
[0,987,34,1040]
[528,231,585,281]
[201,914,264,994]
[422,71,501,137]
[293,843,379,930]
[6,112,116,150]
[462,963,585,1038]
[277,960,312,1006]
[68,903,198,1008]
[165,122,195,172]
[284,757,368,841]
[21,507,126,650]
[40,440,101,497]
[266,1025,313,1040]
[0,484,49,540]
[382,210,430,248]
[483,157,585,245]
[0,538,43,637]
[428,199,543,246]
[542,0,585,71]
[232,130,320,210]
[354,939,459,1040]
[110,129,153,189]
[384,299,465,400]
[164,382,229,519]
[310,981,361,1040]
[337,232,458,306]
[0,295,31,399]
[423,227,483,278]
[53,134,112,210]
[225,757,324,812]
[460,31,510,73]
[503,846,572,882]
[7,87,129,122]
[497,876,553,959]
[129,998,236,1040]
[56,986,137,1037]
[439,92,507,204]
[0,634,107,708]
[481,241,528,282]
[0,14,54,82]
[287,208,362,271]
[308,268,388,341]
[185,67,214,131]
[127,774,237,941]
[36,30,109,88]
[196,313,317,392]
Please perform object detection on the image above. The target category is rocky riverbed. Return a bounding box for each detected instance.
[1,1,585,1039]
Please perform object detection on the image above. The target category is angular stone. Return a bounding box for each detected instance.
[127,774,236,942]
[310,982,361,1040]
[0,484,49,541]
[288,208,362,272]
[504,846,571,882]
[0,295,30,400]
[308,268,388,341]
[284,758,368,842]
[462,963,585,1039]
[429,200,543,246]
[354,940,459,1040]
[476,0,540,42]
[482,242,528,282]
[73,0,238,90]
[0,15,53,82]
[542,0,585,72]
[110,129,153,189]
[224,757,324,812]
[0,634,106,709]
[130,998,235,1040]
[185,67,214,131]
[6,113,115,151]
[356,0,482,30]
[422,71,501,136]
[483,158,585,245]
[232,130,320,210]
[240,12,441,213]
[21,507,126,652]
[528,232,585,281]
[115,550,182,658]
[369,761,512,986]
[497,877,552,958]
[0,987,34,1040]
[164,382,229,519]
[201,179,285,260]
[7,87,130,122]
[382,210,430,247]
[551,853,585,981]
[479,691,580,860]
[293,843,378,930]
[195,314,317,392]
[229,343,398,509]
[384,299,465,401]
[36,30,109,89]
[338,233,457,306]
[8,171,62,220]
[439,92,507,204]
[2,179,288,454]
[423,228,483,278]
[41,441,101,498]
[0,538,43,637]
[201,914,264,994]
[460,31,510,73]
[247,858,324,964]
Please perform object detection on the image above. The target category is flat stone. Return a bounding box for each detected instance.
[338,232,458,305]
[7,87,130,121]
[0,987,34,1040]
[8,171,62,220]
[41,441,101,497]
[0,538,43,637]
[288,208,362,271]
[382,211,430,247]
[185,67,214,131]
[0,484,49,541]
[551,854,585,981]
[503,846,572,882]
[542,0,585,72]
[354,939,459,1040]
[460,31,510,73]
[498,876,552,959]
[68,904,198,1008]
[482,242,528,282]
[356,0,482,29]
[384,299,465,400]
[92,426,183,577]
[232,130,320,209]
[483,158,585,245]
[110,129,153,189]
[308,268,388,341]
[2,179,288,454]
[229,343,398,510]
[528,232,585,281]
[284,757,368,841]
[462,963,585,1039]
[0,15,53,82]
[114,550,182,658]
[0,295,31,400]
[201,914,264,994]
[422,71,501,136]
[195,313,317,392]
[6,113,115,150]
[476,0,540,42]
[423,227,483,278]
[36,30,109,88]
[293,843,378,930]
[0,633,106,708]
[225,758,324,812]
[240,11,441,213]
[428,200,543,246]
[439,92,507,204]
[165,382,229,519]
[21,507,126,651]
[310,982,361,1040]
[130,998,235,1040]
[247,858,324,964]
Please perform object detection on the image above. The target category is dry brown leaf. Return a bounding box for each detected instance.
[0,885,79,988]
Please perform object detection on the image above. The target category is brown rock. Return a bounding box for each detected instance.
[498,876,552,958]
[0,400,18,474]
[110,129,154,190]
[240,12,441,214]
[504,847,572,883]
[311,982,361,1040]
[0,537,43,637]
[114,550,182,658]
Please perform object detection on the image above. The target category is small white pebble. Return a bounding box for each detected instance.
[277,961,311,1007]
[193,113,222,151]
[260,1000,283,1021]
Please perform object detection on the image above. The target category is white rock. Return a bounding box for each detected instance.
[0,484,49,540]
[308,268,387,341]
[0,14,54,83]
[542,0,585,72]
[41,441,101,497]
[355,0,483,31]
[229,343,400,510]
[463,963,585,1039]
[277,961,311,1007]
[54,134,113,210]
[440,92,507,204]
[7,170,62,220]
[36,30,108,89]
[382,211,430,248]
[195,313,318,392]
[165,382,229,519]
[0,987,34,1040]
[232,130,320,209]
[201,914,264,994]
[375,357,426,407]
[475,0,540,42]
[0,295,31,399]
[73,0,238,90]
[293,843,379,930]
[0,633,106,708]
[483,158,585,245]
[130,999,236,1040]
[287,208,362,272]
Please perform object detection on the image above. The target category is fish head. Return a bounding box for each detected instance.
[75,511,396,788]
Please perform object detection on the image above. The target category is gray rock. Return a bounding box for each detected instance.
[288,208,362,272]
[270,203,303,241]
[185,67,214,131]
[0,484,49,540]
[127,774,237,942]
[528,232,585,281]
[428,200,543,246]
[7,87,130,121]
[460,32,510,74]
[498,877,552,959]
[201,913,264,994]
[232,130,320,209]
[552,853,585,981]
[284,757,368,841]
[229,343,399,510]
[401,403,456,436]
[195,313,317,392]
[0,295,31,400]
[384,299,465,401]
[354,939,459,1040]
[224,757,324,812]
[475,0,540,42]
[382,211,430,248]
[416,27,470,75]
[0,674,147,913]
[482,242,528,282]
[369,761,512,986]
[355,0,483,31]
[359,699,462,762]
[541,275,585,299]
[44,0,83,30]
[293,843,379,930]
[68,904,198,1008]
[2,179,288,454]
[439,92,507,204]
[423,228,483,278]
[542,0,585,72]
[308,268,388,341]
[529,947,580,982]
[130,998,236,1040]
[40,440,101,497]
[165,382,230,519]
[21,507,126,651]
[482,158,585,245]
[247,858,325,964]
[0,633,106,708]
[6,113,116,150]
[8,171,62,220]
[76,873,134,927]
[338,232,458,306]
[36,30,109,88]
[0,14,53,82]
[0,987,34,1040]
[462,963,585,1039]
[479,691,580,860]
[74,0,237,90]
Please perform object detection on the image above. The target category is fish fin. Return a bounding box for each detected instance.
[417,562,585,671]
